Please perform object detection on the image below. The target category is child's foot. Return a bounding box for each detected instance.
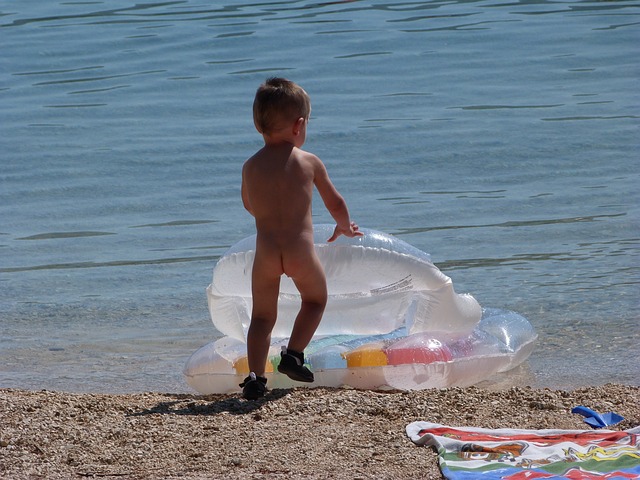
[277,347,314,383]
[240,372,267,400]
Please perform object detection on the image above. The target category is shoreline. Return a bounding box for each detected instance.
[1,384,638,479]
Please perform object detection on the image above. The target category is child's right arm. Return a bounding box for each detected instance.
[241,163,254,216]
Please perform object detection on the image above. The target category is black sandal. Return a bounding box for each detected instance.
[277,347,314,383]
[240,372,267,400]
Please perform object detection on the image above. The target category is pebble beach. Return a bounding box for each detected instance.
[1,384,638,479]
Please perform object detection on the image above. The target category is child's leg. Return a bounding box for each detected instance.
[288,255,327,353]
[247,254,281,377]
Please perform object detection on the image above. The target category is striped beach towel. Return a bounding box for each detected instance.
[406,422,640,479]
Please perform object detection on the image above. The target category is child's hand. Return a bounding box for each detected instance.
[327,222,364,242]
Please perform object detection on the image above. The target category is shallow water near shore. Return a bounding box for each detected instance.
[1,0,638,393]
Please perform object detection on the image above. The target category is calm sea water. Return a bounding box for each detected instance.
[1,0,638,393]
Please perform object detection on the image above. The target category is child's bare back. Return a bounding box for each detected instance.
[242,143,341,279]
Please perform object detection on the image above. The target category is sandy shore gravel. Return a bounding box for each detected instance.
[1,384,638,479]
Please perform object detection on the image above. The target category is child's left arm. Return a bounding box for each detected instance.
[313,156,362,242]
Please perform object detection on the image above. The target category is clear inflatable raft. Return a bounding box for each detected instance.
[184,225,536,394]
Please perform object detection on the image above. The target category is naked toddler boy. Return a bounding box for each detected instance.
[240,77,362,399]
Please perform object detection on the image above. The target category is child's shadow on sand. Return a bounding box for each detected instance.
[128,388,292,417]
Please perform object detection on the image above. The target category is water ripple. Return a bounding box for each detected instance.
[437,252,581,270]
[228,67,296,75]
[17,231,115,240]
[68,85,131,95]
[394,213,627,235]
[131,220,216,228]
[401,19,521,32]
[32,69,166,86]
[335,51,393,59]
[542,115,639,121]
[454,104,564,110]
[0,255,221,273]
[13,66,104,76]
